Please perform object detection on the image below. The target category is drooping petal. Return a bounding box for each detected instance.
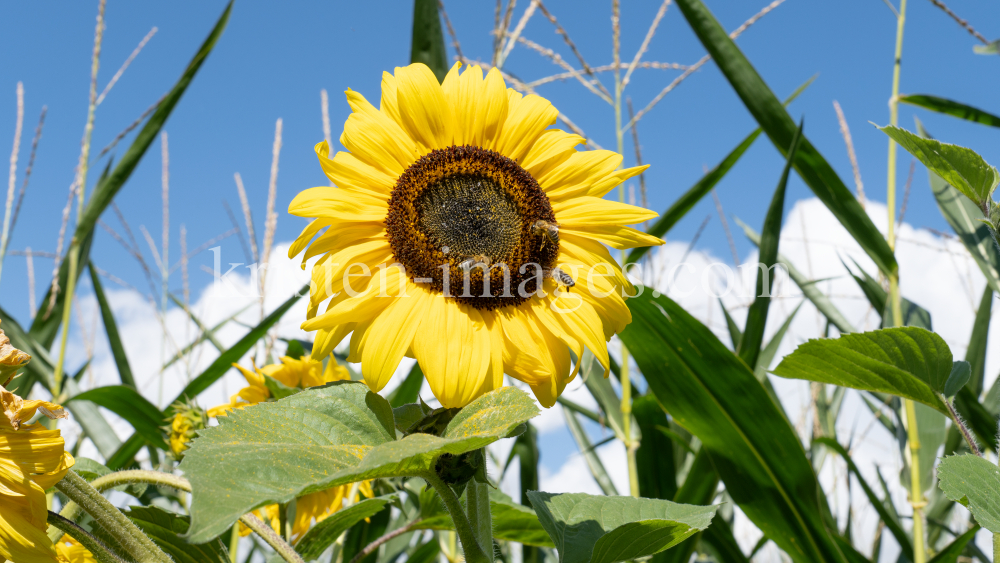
[413,295,493,408]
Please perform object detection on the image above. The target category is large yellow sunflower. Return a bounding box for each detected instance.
[289,62,661,408]
[0,386,74,563]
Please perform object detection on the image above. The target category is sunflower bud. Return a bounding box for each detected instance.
[166,400,207,460]
[0,321,30,388]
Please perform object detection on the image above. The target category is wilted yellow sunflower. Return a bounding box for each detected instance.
[0,385,74,563]
[290,62,661,408]
[207,354,350,417]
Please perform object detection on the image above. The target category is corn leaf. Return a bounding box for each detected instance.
[622,291,848,562]
[410,0,447,82]
[674,0,896,276]
[68,385,167,450]
[88,263,135,387]
[899,94,1000,128]
[295,495,398,561]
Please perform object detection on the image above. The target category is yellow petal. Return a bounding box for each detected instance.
[361,288,431,392]
[342,89,419,175]
[380,71,403,126]
[495,90,558,163]
[536,151,621,196]
[562,225,664,250]
[395,63,455,151]
[413,296,493,408]
[315,142,395,198]
[554,196,658,227]
[521,129,584,179]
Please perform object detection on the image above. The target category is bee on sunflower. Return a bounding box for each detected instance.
[289,62,661,409]
[0,323,76,563]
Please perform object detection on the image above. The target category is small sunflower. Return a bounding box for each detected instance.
[55,536,96,563]
[0,385,74,563]
[166,400,208,459]
[240,481,375,541]
[290,62,661,408]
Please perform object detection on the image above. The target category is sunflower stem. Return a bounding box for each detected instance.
[466,471,494,562]
[55,470,173,563]
[420,470,491,563]
[47,510,128,563]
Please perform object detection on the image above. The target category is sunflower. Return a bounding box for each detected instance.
[166,400,208,459]
[206,354,350,417]
[241,480,375,541]
[289,62,661,408]
[55,536,96,563]
[0,385,74,563]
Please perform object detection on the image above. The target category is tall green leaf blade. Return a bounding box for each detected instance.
[739,120,802,369]
[161,304,251,371]
[343,506,390,563]
[182,384,538,542]
[388,363,425,407]
[410,0,448,82]
[581,350,627,443]
[879,125,999,208]
[814,437,912,560]
[925,525,979,563]
[67,385,167,450]
[621,291,847,562]
[966,285,992,396]
[634,395,677,502]
[30,2,233,348]
[526,492,717,563]
[295,495,397,561]
[625,76,815,266]
[563,408,618,496]
[937,453,1000,533]
[88,263,135,387]
[773,327,953,414]
[673,0,897,276]
[899,94,1000,128]
[700,520,750,563]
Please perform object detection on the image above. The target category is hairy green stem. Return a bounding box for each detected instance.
[347,519,423,563]
[466,477,494,563]
[421,470,490,563]
[55,470,173,563]
[47,510,127,563]
[56,469,306,563]
[941,394,980,456]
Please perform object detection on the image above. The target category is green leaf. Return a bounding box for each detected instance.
[295,495,397,561]
[162,304,252,371]
[937,453,1000,532]
[169,293,224,352]
[388,363,425,408]
[88,263,135,387]
[658,449,719,563]
[526,492,717,563]
[634,395,677,502]
[966,285,992,396]
[737,221,856,333]
[773,327,953,414]
[926,525,979,563]
[878,124,999,208]
[407,540,441,563]
[944,362,971,398]
[674,0,897,276]
[718,300,742,350]
[621,291,847,562]
[263,374,301,399]
[625,76,815,266]
[29,2,232,349]
[415,489,555,548]
[182,383,539,542]
[581,350,627,443]
[67,385,168,450]
[126,506,230,563]
[753,301,802,385]
[739,120,802,369]
[342,507,390,563]
[899,94,1000,128]
[813,437,912,560]
[410,0,448,82]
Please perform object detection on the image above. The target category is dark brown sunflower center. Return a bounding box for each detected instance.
[385,145,558,310]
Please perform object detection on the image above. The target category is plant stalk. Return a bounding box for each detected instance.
[347,519,423,563]
[466,475,494,563]
[885,1,920,561]
[420,470,490,563]
[47,510,128,563]
[55,470,173,563]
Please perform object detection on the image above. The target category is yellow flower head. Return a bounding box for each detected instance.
[166,400,208,459]
[0,389,74,563]
[55,536,96,563]
[0,321,31,388]
[289,62,661,408]
[208,354,350,417]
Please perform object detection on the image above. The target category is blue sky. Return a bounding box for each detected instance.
[0,0,997,322]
